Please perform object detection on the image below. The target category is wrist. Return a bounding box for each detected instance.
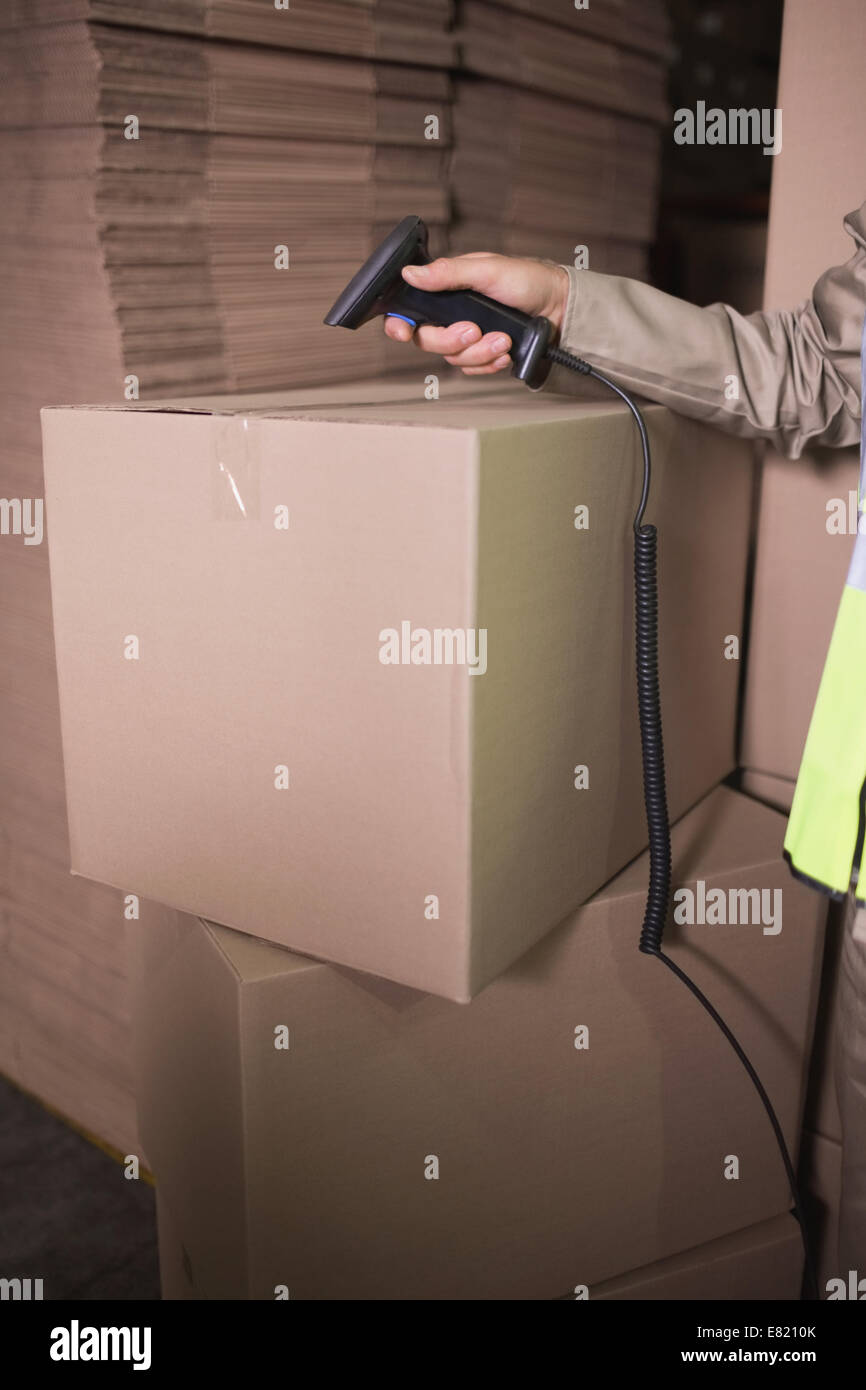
[541,263,571,338]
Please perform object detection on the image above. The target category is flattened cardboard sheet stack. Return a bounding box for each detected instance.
[0,0,457,64]
[0,14,453,401]
[450,0,672,279]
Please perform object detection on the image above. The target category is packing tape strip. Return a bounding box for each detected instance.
[211,415,261,522]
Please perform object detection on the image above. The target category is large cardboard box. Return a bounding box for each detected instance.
[157,1188,801,1302]
[130,786,825,1301]
[590,1214,802,1302]
[740,0,865,780]
[44,374,753,1001]
[738,770,794,816]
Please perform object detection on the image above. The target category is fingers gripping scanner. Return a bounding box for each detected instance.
[325,217,816,1296]
[324,214,554,388]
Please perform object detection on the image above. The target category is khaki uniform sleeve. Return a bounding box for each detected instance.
[545,203,866,460]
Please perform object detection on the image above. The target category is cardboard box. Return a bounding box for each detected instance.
[44,374,753,1000]
[157,1186,801,1303]
[156,1193,197,1303]
[590,1214,802,1302]
[130,786,826,1301]
[740,0,865,779]
[738,770,794,816]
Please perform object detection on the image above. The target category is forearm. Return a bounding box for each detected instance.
[549,207,865,460]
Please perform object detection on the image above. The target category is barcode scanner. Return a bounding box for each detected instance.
[323,215,817,1297]
[324,214,553,387]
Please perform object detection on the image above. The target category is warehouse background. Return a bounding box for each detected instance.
[11,0,857,1303]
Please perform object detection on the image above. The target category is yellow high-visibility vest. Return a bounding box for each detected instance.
[784,314,866,902]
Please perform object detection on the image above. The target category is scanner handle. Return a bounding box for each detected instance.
[385,282,553,388]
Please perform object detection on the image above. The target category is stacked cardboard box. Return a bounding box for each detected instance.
[10,0,827,1302]
[589,1217,803,1302]
[42,377,755,1000]
[449,0,671,279]
[42,375,827,1297]
[0,0,682,1163]
[130,786,823,1299]
[0,6,454,1153]
[157,1192,802,1300]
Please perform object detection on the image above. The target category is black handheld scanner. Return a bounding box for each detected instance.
[323,215,553,388]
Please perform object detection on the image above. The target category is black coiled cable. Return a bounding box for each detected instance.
[632,522,673,953]
[546,344,817,1300]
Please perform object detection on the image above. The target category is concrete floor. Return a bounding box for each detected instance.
[0,1075,160,1299]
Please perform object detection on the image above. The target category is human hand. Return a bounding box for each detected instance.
[382,252,569,374]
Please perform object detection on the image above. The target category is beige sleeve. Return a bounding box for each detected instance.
[545,203,866,460]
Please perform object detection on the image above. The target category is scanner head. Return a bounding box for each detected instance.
[324,215,430,329]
